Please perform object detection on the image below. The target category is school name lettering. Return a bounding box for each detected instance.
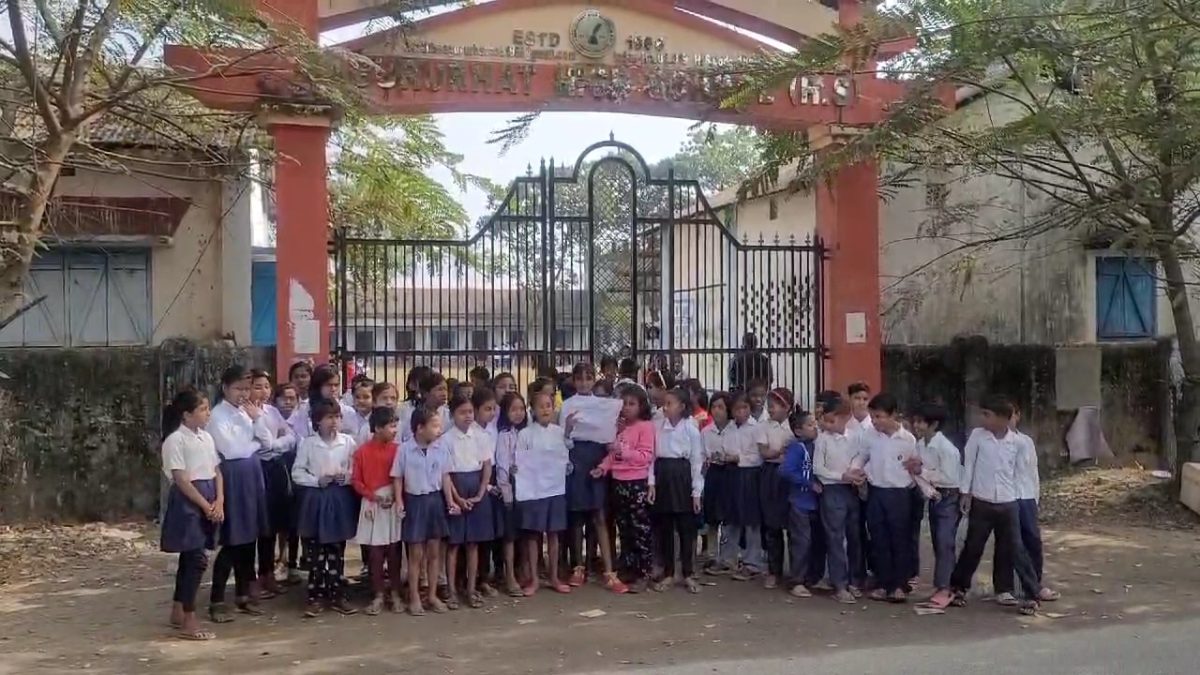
[398,39,754,67]
[351,57,856,108]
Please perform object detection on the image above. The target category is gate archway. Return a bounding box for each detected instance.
[332,139,825,396]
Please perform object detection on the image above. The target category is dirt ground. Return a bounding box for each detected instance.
[2,471,1199,675]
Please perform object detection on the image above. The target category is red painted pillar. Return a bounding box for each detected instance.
[814,131,882,393]
[270,119,331,377]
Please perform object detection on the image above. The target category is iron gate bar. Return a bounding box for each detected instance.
[331,139,827,399]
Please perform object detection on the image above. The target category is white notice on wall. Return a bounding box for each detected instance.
[289,279,320,355]
[845,312,867,344]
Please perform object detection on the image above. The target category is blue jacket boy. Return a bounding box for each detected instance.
[779,438,818,513]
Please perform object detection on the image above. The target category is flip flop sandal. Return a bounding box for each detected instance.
[303,603,324,619]
[684,578,700,594]
[468,592,485,608]
[236,602,265,616]
[506,585,526,598]
[922,595,953,611]
[652,579,672,593]
[408,603,426,617]
[175,629,216,641]
[1019,601,1039,616]
[950,592,968,608]
[208,604,235,624]
[331,600,358,616]
[365,600,383,616]
[444,596,460,611]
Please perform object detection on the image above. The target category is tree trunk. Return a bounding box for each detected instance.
[1157,244,1200,474]
[0,133,74,325]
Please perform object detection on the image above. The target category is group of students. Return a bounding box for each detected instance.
[157,358,1057,641]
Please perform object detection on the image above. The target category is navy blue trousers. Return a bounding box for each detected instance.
[866,486,913,594]
[927,489,961,589]
[992,498,1044,593]
[820,484,864,590]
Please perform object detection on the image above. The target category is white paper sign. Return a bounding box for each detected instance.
[845,312,867,344]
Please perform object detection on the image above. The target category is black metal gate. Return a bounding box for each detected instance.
[332,139,825,399]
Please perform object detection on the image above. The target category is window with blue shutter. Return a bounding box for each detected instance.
[251,260,277,346]
[0,249,150,347]
[1095,256,1156,340]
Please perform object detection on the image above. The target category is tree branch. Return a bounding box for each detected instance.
[7,0,62,135]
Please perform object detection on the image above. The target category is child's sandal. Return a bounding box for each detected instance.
[1019,601,1039,616]
[684,578,700,594]
[651,578,672,593]
[468,591,485,608]
[303,602,324,619]
[208,603,235,624]
[506,583,525,598]
[950,591,967,608]
[365,598,383,616]
[331,599,358,616]
[174,629,217,641]
[407,602,426,617]
[444,595,460,611]
[235,600,265,616]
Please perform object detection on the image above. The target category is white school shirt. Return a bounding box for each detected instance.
[341,407,372,443]
[724,419,763,468]
[846,413,874,441]
[962,427,1023,503]
[701,423,732,463]
[752,408,769,424]
[399,404,451,443]
[291,432,356,488]
[161,426,220,481]
[756,419,794,464]
[288,399,357,439]
[494,427,520,501]
[813,430,859,485]
[1013,429,1041,501]
[441,423,493,473]
[253,403,297,462]
[859,425,917,489]
[207,400,260,461]
[650,416,705,498]
[514,422,570,502]
[390,440,452,496]
[558,394,621,444]
[917,431,962,490]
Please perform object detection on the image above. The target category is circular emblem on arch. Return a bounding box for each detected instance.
[570,9,616,59]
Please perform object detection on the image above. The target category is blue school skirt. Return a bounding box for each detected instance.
[652,457,694,515]
[567,440,609,512]
[161,479,217,553]
[261,456,292,534]
[295,483,358,544]
[218,457,269,547]
[518,494,568,533]
[703,463,729,526]
[447,470,496,544]
[727,466,762,529]
[491,481,519,542]
[759,462,789,530]
[402,491,448,543]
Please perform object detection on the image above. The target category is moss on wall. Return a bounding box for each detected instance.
[0,342,273,523]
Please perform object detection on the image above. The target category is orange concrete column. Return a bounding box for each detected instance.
[813,127,882,392]
[269,117,331,377]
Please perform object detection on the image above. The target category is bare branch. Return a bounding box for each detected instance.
[6,0,61,135]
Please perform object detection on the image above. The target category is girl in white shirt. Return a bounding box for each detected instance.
[724,393,765,579]
[205,365,269,623]
[248,369,296,598]
[757,387,798,590]
[355,381,400,447]
[272,382,304,584]
[515,391,572,596]
[289,364,356,439]
[442,395,496,610]
[494,391,528,597]
[472,387,504,596]
[701,392,735,574]
[649,388,705,593]
[291,400,359,618]
[160,388,222,641]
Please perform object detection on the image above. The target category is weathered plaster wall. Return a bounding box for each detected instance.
[0,341,274,523]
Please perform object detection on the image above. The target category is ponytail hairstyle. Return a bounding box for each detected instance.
[665,387,693,416]
[769,387,795,409]
[163,386,207,437]
[215,364,250,403]
[288,360,313,383]
[308,364,339,406]
[404,365,434,403]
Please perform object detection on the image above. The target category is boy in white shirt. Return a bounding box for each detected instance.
[991,403,1060,605]
[907,403,962,609]
[812,397,865,604]
[857,392,918,603]
[950,395,1044,615]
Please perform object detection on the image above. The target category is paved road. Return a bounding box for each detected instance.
[581,615,1198,675]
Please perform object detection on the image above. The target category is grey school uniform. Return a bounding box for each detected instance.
[392,439,452,543]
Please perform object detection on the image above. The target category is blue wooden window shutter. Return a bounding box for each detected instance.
[1096,257,1156,339]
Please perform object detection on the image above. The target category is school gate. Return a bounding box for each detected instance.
[330,139,825,395]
